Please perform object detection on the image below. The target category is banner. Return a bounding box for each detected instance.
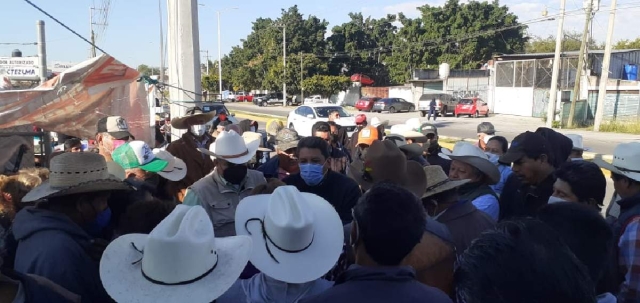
[0,55,152,144]
[0,56,40,81]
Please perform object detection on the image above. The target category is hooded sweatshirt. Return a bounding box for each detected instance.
[217,273,332,303]
[12,207,111,303]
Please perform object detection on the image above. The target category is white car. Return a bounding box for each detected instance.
[303,95,328,104]
[286,104,357,137]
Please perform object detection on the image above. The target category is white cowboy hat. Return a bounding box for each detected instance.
[370,116,389,127]
[389,124,414,136]
[439,141,500,185]
[235,186,343,284]
[422,166,470,199]
[100,205,252,303]
[152,149,187,181]
[594,142,640,183]
[565,134,588,151]
[171,107,217,130]
[198,130,260,164]
[241,131,272,152]
[22,153,132,203]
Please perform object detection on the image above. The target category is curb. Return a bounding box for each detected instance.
[232,109,614,177]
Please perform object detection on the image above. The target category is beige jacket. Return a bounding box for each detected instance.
[184,168,266,237]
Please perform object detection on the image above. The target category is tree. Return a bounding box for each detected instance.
[526,32,601,53]
[302,75,350,96]
[137,64,152,76]
[615,38,640,50]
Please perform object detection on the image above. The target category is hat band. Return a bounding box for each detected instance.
[244,217,314,264]
[130,242,218,286]
[425,179,451,192]
[616,166,640,174]
[218,149,249,160]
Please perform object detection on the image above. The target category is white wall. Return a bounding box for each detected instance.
[493,87,534,116]
[389,86,413,103]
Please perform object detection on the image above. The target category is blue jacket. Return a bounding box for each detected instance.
[217,273,332,303]
[299,265,452,303]
[258,156,280,179]
[12,207,111,303]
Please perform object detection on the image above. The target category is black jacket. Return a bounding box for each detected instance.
[499,173,556,221]
[284,171,361,224]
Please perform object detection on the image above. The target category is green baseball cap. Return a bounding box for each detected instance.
[112,141,168,172]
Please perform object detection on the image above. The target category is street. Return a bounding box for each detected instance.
[226,102,640,156]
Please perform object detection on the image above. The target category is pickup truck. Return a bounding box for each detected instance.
[235,92,253,102]
[303,95,328,104]
[417,93,456,117]
[256,93,298,107]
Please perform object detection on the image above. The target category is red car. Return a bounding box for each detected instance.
[355,97,381,111]
[454,98,490,118]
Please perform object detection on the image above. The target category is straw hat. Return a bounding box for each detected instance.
[241,131,272,152]
[422,166,470,199]
[235,186,343,283]
[152,149,188,181]
[100,205,252,303]
[594,142,640,183]
[198,130,260,164]
[171,107,217,130]
[439,142,500,185]
[22,153,133,202]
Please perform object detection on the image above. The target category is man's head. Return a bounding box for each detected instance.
[537,203,613,286]
[275,128,301,173]
[420,124,439,153]
[352,182,426,266]
[566,134,585,160]
[355,114,367,130]
[112,141,169,182]
[96,116,133,158]
[328,110,340,122]
[216,120,232,134]
[356,126,379,150]
[326,121,339,136]
[296,137,330,186]
[455,219,596,303]
[40,191,112,234]
[499,131,554,185]
[551,161,606,211]
[64,138,83,153]
[484,136,508,156]
[596,142,640,199]
[312,122,333,145]
[476,122,495,149]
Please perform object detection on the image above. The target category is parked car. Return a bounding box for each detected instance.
[255,92,296,107]
[286,104,357,137]
[355,97,381,111]
[200,102,240,124]
[303,95,328,104]
[417,93,456,117]
[235,92,253,102]
[454,98,489,118]
[371,98,415,113]
[252,93,268,105]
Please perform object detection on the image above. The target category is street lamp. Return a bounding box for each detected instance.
[274,22,286,105]
[200,4,238,94]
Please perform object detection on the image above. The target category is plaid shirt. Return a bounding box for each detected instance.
[618,218,640,302]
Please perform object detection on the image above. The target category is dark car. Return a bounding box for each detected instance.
[371,98,415,113]
[257,92,296,107]
[355,97,381,112]
[252,93,268,105]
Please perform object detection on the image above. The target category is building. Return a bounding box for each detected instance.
[407,69,491,109]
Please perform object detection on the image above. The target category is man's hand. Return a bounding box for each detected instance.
[330,157,348,173]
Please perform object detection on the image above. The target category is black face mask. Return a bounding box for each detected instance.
[426,140,439,154]
[223,165,248,185]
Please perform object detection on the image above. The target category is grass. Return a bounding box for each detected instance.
[599,120,640,134]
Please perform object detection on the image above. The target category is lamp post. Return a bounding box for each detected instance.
[199,4,237,95]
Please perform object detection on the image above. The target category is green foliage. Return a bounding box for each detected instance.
[302,75,350,96]
[137,64,160,76]
[526,31,602,53]
[615,38,640,50]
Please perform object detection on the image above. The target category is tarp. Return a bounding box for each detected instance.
[0,55,152,144]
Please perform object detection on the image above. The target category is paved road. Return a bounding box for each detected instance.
[226,102,640,156]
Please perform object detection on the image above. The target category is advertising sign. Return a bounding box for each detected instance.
[0,57,40,81]
[50,61,77,74]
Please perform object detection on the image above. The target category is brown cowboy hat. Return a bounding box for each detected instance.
[422,166,470,199]
[349,140,426,197]
[171,107,217,130]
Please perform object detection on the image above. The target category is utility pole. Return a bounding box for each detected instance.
[200,50,210,75]
[89,7,96,57]
[593,0,617,131]
[300,52,304,101]
[567,0,594,127]
[217,11,222,94]
[36,20,47,84]
[282,26,287,105]
[158,0,164,84]
[167,0,202,138]
[545,0,567,128]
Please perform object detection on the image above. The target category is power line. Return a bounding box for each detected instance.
[22,0,110,55]
[0,42,37,45]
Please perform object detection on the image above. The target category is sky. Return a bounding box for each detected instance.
[2,0,640,69]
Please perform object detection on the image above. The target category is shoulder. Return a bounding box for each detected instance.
[215,279,246,303]
[247,170,267,184]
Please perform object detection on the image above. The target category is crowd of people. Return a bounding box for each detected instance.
[0,106,638,303]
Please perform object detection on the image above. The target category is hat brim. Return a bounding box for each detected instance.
[444,155,500,185]
[349,160,426,198]
[139,158,169,173]
[22,178,133,203]
[198,138,261,165]
[399,144,424,159]
[371,120,389,127]
[100,233,252,303]
[422,179,471,199]
[499,150,525,165]
[593,158,640,182]
[157,157,187,181]
[108,131,133,140]
[172,112,217,130]
[235,193,344,284]
[276,141,299,152]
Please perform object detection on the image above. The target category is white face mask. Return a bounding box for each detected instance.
[548,195,568,204]
[190,124,207,137]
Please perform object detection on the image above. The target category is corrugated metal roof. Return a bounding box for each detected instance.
[495,49,640,60]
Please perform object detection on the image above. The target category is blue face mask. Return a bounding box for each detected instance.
[299,163,325,186]
[84,207,112,237]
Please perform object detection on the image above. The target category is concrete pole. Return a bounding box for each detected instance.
[283,26,287,106]
[300,52,304,101]
[158,0,165,83]
[167,0,202,138]
[36,20,47,84]
[545,0,566,128]
[217,11,223,94]
[593,0,617,131]
[89,7,96,58]
[567,0,593,127]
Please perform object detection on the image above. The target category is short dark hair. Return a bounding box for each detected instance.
[117,199,177,235]
[455,218,596,303]
[555,161,606,210]
[537,203,613,285]
[64,138,82,151]
[487,136,509,154]
[312,121,331,135]
[353,182,426,266]
[297,136,330,159]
